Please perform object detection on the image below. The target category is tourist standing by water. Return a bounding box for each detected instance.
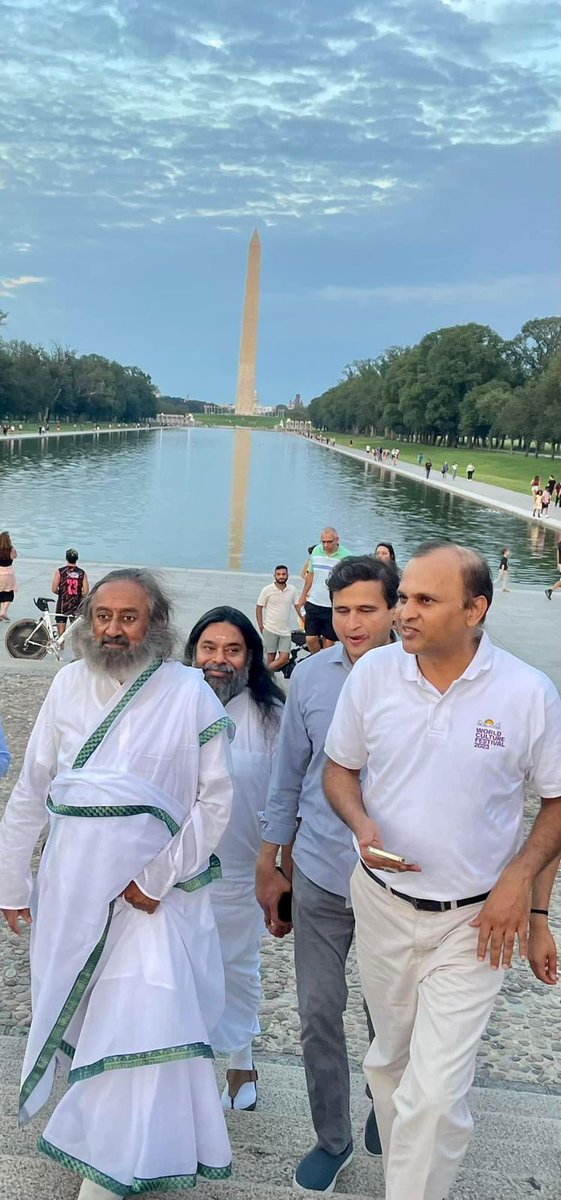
[452,462,458,480]
[375,542,400,575]
[0,531,17,622]
[257,555,401,1194]
[51,548,90,637]
[494,546,511,593]
[323,541,561,1200]
[298,527,352,654]
[256,566,301,673]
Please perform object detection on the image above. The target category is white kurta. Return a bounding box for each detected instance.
[0,659,234,1195]
[211,689,281,1054]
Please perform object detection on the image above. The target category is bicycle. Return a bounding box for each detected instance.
[5,597,82,661]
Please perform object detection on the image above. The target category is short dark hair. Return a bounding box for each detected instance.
[375,541,396,562]
[410,540,493,621]
[66,549,79,563]
[184,606,285,717]
[327,554,399,608]
[274,564,289,572]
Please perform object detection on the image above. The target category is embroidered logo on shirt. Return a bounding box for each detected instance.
[474,718,505,750]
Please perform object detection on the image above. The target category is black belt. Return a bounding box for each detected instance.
[360,859,489,913]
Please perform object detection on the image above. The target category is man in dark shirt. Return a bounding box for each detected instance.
[51,549,89,636]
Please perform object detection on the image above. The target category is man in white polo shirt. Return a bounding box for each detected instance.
[299,528,352,654]
[323,540,561,1200]
[256,566,301,673]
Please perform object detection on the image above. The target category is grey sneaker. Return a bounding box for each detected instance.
[293,1142,353,1194]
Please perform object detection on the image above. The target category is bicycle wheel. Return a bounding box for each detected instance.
[5,619,49,660]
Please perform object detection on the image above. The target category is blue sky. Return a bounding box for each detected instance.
[1,0,559,407]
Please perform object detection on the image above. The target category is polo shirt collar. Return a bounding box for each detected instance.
[399,629,495,684]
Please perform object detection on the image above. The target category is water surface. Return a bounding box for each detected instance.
[0,428,557,584]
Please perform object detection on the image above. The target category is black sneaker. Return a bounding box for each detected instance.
[364,1105,382,1156]
[293,1142,353,1194]
[545,589,552,600]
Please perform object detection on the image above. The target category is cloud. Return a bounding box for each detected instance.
[0,0,558,234]
[0,274,46,298]
[316,273,558,306]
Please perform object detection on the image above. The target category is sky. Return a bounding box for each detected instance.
[1,0,559,407]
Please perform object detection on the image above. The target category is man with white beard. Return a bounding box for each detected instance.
[185,606,284,1113]
[0,569,233,1200]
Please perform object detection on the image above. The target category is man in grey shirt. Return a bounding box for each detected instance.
[256,555,399,1194]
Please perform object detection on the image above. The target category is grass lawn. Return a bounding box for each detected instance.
[326,435,559,496]
[197,413,279,430]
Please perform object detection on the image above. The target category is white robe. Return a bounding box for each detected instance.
[0,659,234,1194]
[211,689,281,1054]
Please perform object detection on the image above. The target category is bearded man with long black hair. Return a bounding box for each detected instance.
[185,606,284,1113]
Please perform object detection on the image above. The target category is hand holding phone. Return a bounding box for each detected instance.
[362,843,422,875]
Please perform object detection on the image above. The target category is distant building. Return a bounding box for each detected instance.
[157,412,195,426]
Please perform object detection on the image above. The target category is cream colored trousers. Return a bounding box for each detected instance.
[350,862,504,1200]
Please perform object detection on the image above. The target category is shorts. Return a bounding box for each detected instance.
[262,629,292,654]
[304,601,338,642]
[56,611,79,626]
[0,591,14,603]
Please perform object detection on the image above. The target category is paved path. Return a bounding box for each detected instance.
[298,435,561,531]
[0,566,560,1197]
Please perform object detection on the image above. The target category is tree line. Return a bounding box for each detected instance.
[0,315,157,424]
[308,318,561,454]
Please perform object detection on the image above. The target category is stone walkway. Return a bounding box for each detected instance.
[303,435,561,532]
[1,674,561,1094]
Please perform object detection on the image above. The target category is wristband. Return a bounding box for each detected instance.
[530,908,549,916]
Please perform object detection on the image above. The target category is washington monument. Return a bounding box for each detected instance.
[235,229,261,415]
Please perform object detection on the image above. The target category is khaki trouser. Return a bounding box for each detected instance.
[350,863,504,1200]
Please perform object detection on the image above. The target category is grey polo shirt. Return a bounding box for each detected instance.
[261,642,356,899]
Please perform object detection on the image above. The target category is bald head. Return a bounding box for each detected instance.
[397,543,492,662]
[320,527,340,554]
[410,541,493,619]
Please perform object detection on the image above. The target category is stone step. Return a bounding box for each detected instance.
[0,1152,558,1200]
[1,1039,559,1199]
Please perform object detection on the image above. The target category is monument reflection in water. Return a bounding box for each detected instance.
[228,429,252,570]
[0,427,557,584]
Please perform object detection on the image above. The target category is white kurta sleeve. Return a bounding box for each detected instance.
[0,679,61,908]
[134,681,234,901]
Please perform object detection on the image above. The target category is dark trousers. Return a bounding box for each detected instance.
[292,864,361,1154]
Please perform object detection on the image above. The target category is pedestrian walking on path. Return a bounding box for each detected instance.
[0,569,233,1199]
[257,555,400,1193]
[324,540,561,1200]
[424,459,432,479]
[466,461,475,480]
[185,607,284,1114]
